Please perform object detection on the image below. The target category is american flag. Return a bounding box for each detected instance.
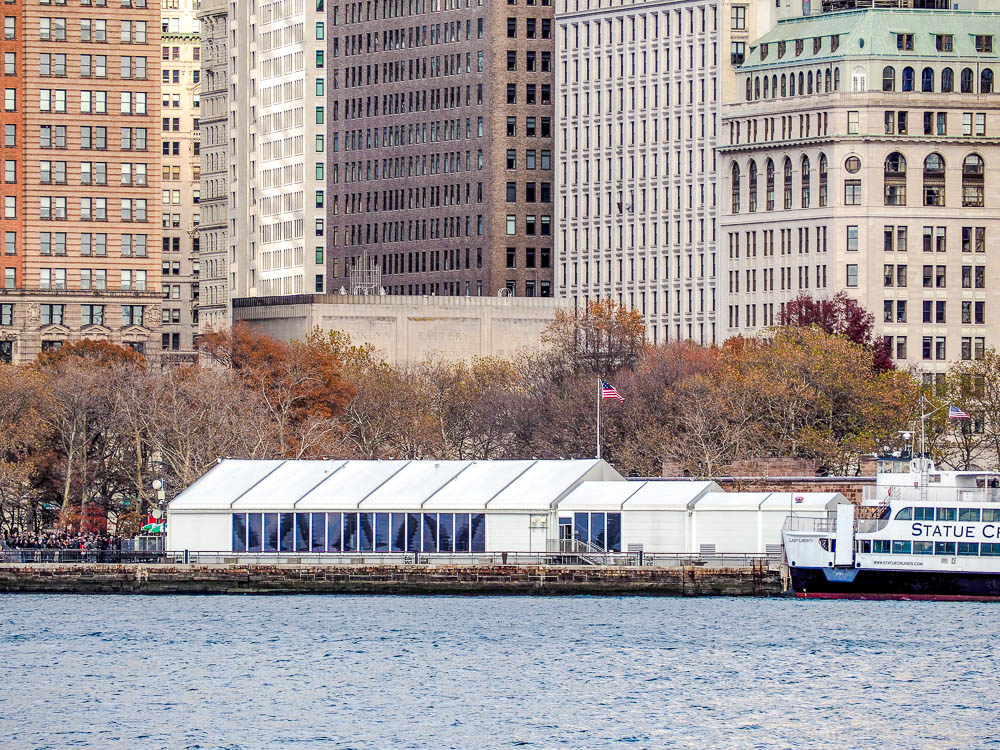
[601,379,624,402]
[949,405,971,420]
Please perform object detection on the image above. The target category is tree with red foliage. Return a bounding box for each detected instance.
[777,292,894,372]
[197,323,353,456]
[36,338,146,369]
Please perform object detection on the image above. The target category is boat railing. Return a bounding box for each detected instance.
[783,516,836,533]
[863,485,1000,504]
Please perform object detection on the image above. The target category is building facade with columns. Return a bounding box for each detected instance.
[721,8,1000,376]
[554,0,777,345]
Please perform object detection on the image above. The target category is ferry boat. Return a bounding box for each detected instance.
[782,454,1000,600]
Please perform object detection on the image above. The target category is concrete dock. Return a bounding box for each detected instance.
[0,563,784,596]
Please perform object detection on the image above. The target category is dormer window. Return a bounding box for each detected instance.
[795,39,803,56]
[896,33,913,51]
[831,34,840,52]
[976,35,993,53]
[935,34,953,52]
[778,41,786,58]
[813,36,821,54]
[760,42,768,60]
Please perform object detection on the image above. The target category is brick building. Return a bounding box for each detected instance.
[0,0,162,362]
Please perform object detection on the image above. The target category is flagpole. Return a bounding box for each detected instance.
[596,376,601,460]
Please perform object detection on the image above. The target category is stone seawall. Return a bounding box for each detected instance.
[0,564,784,596]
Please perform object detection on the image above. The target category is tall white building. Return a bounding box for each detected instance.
[226,0,328,305]
[199,0,229,331]
[554,0,774,344]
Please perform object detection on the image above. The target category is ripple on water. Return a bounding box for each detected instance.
[0,595,998,749]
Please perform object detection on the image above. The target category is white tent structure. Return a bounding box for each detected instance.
[557,482,847,555]
[166,459,848,557]
[166,458,623,553]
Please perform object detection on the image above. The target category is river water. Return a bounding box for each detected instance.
[1,594,997,749]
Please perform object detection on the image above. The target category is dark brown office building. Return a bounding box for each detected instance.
[326,0,554,298]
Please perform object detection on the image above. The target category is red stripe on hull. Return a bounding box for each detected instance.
[795,592,1000,602]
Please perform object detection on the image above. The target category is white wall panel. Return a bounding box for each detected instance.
[167,512,231,552]
[622,511,688,553]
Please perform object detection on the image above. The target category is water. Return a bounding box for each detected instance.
[1,595,997,749]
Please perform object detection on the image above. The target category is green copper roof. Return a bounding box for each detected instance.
[742,9,1000,68]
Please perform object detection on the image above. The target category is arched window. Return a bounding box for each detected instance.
[961,67,974,93]
[764,75,769,98]
[923,153,946,206]
[781,74,787,97]
[825,68,831,92]
[754,76,761,99]
[798,71,804,94]
[790,73,796,96]
[884,152,906,206]
[731,162,741,213]
[982,69,993,94]
[852,66,866,92]
[772,75,778,98]
[748,160,758,212]
[902,66,914,91]
[921,67,934,92]
[765,158,775,210]
[963,153,985,207]
[818,153,828,207]
[941,67,954,93]
[834,68,840,90]
[882,66,895,91]
[746,78,752,101]
[808,71,813,94]
[801,156,811,208]
[783,157,793,209]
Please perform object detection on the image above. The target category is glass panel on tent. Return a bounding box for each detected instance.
[374,513,390,552]
[248,513,262,552]
[471,513,486,552]
[278,512,295,552]
[422,514,438,552]
[311,513,326,551]
[295,513,309,551]
[438,513,454,552]
[390,513,406,552]
[232,513,247,552]
[407,513,422,551]
[263,513,278,552]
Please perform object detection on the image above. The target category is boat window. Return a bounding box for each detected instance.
[891,540,912,554]
[873,539,891,553]
[894,507,912,520]
[935,507,957,521]
[934,542,956,555]
[983,509,1000,522]
[958,543,979,556]
[913,541,933,555]
[959,508,981,522]
[856,539,872,553]
[981,543,1000,556]
[913,507,934,521]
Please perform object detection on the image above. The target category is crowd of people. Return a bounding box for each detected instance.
[2,531,123,551]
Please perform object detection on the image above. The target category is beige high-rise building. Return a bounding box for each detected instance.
[159,3,201,360]
[554,0,776,345]
[721,9,1000,376]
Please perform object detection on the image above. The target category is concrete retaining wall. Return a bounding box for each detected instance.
[0,564,783,596]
